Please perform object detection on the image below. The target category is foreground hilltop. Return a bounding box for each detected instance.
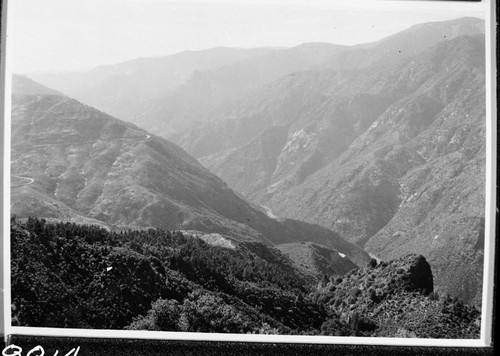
[11,218,480,338]
[313,254,480,338]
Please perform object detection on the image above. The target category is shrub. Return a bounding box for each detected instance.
[349,287,362,299]
[152,299,181,331]
[258,322,281,335]
[394,328,417,338]
[358,316,378,333]
[321,317,349,336]
[127,298,181,331]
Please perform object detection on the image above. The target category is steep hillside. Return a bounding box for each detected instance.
[174,25,485,305]
[175,19,484,204]
[189,71,394,202]
[268,35,486,305]
[10,79,370,266]
[185,34,484,206]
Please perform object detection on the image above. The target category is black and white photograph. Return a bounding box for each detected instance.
[2,0,495,348]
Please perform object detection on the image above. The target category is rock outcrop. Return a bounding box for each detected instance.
[314,254,480,338]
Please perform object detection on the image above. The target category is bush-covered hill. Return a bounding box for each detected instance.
[10,218,480,338]
[311,255,480,338]
[10,217,325,333]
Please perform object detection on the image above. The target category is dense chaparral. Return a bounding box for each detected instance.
[11,218,480,337]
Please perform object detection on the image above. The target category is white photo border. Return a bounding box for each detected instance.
[1,0,496,348]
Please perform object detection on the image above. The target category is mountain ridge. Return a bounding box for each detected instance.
[27,43,347,137]
[174,32,486,305]
[266,34,486,305]
[11,76,370,268]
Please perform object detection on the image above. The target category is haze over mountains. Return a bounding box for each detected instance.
[13,17,486,306]
[28,17,483,139]
[29,44,347,137]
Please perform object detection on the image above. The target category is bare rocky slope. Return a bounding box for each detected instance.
[10,76,370,270]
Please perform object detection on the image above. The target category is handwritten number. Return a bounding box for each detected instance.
[2,345,22,356]
[1,345,79,356]
[27,346,44,356]
[64,347,80,356]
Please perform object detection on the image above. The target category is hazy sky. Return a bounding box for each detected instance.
[8,0,487,73]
